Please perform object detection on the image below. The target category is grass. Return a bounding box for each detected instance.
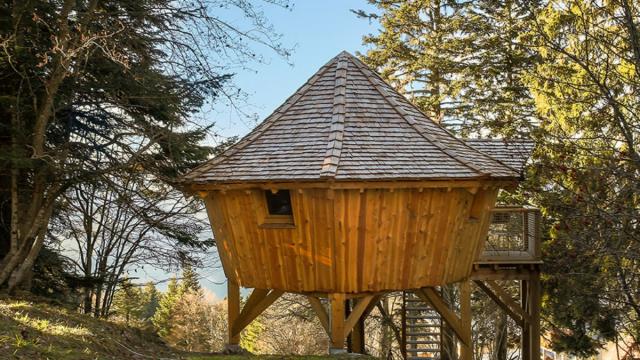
[0,295,372,360]
[0,295,179,359]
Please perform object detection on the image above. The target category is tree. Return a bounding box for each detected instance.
[179,263,203,295]
[152,277,183,338]
[523,0,640,356]
[50,174,210,317]
[355,0,474,124]
[356,0,538,136]
[111,277,144,326]
[0,0,290,292]
[140,282,161,322]
[358,0,640,356]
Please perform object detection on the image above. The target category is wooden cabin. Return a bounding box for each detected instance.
[181,51,535,355]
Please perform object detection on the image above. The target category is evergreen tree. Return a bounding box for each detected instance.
[179,264,202,296]
[357,0,474,124]
[523,0,640,355]
[111,278,144,326]
[462,0,539,137]
[357,0,539,136]
[140,282,161,322]
[152,277,183,337]
[0,0,290,292]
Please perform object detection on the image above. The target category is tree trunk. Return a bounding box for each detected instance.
[493,312,508,360]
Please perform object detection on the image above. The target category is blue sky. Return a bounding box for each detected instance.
[144,1,381,299]
[212,0,379,140]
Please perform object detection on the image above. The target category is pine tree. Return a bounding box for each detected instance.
[179,264,202,296]
[140,282,161,322]
[461,0,539,137]
[152,277,183,337]
[357,0,539,136]
[111,278,144,326]
[358,0,474,124]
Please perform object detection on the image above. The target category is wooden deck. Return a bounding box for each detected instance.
[473,206,541,280]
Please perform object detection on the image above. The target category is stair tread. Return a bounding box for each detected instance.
[406,340,440,345]
[406,332,441,337]
[406,348,440,353]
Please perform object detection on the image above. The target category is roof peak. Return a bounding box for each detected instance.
[182,51,520,184]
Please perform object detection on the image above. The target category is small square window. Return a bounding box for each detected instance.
[265,190,293,216]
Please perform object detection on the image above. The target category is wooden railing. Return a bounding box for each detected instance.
[477,206,542,263]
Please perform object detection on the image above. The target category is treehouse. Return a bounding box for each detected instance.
[181,51,536,354]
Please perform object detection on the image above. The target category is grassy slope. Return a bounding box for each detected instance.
[0,295,180,359]
[0,296,358,360]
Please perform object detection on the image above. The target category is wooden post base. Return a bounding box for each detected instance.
[226,281,284,348]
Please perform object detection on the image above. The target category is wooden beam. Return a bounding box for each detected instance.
[344,295,375,335]
[521,280,531,360]
[416,288,471,347]
[475,280,531,326]
[190,179,514,192]
[330,293,346,350]
[350,300,366,354]
[471,266,533,281]
[529,274,541,360]
[242,288,270,315]
[227,280,240,345]
[459,281,473,360]
[307,296,330,335]
[475,281,524,327]
[232,289,283,337]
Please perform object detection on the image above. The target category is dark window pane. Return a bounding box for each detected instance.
[265,190,292,215]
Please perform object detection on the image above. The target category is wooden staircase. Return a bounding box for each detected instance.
[402,291,442,360]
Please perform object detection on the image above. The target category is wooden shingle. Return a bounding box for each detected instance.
[183,51,528,185]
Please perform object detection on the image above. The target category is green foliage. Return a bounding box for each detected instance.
[240,317,264,353]
[522,0,640,355]
[152,277,183,338]
[180,264,203,295]
[140,282,161,322]
[111,278,144,326]
[358,0,538,136]
[360,0,640,356]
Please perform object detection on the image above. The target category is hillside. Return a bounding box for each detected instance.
[0,295,182,359]
[0,295,358,360]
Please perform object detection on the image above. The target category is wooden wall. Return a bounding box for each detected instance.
[205,185,498,293]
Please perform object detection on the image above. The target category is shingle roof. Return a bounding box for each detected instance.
[465,139,534,174]
[183,51,522,185]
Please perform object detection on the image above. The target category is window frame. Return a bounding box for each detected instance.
[260,189,295,228]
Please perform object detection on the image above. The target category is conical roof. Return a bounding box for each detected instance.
[183,51,520,184]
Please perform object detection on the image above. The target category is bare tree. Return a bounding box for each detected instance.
[50,173,211,316]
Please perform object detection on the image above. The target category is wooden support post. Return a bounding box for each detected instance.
[460,281,473,360]
[232,289,283,337]
[227,280,240,346]
[521,280,530,360]
[330,293,347,353]
[529,273,541,360]
[350,311,365,354]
